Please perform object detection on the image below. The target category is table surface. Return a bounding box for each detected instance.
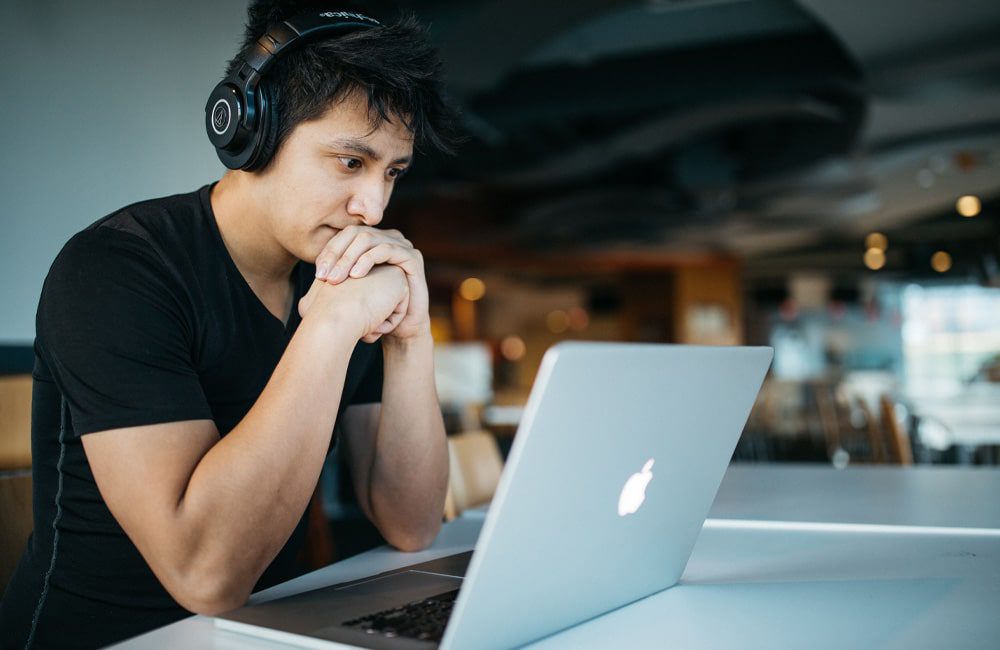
[710,464,1000,530]
[114,465,1000,649]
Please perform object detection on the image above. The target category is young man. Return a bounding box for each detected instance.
[0,3,458,647]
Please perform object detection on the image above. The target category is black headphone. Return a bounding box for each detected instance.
[205,10,381,171]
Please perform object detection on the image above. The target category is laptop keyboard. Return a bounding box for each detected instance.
[341,589,460,643]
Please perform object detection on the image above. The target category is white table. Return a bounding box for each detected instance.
[711,464,1000,530]
[114,465,1000,649]
[528,525,1000,650]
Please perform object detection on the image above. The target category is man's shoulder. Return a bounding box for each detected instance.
[44,185,221,304]
[51,185,218,273]
[83,184,214,254]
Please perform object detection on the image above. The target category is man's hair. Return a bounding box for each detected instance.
[226,1,460,168]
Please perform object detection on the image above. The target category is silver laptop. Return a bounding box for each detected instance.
[216,342,772,648]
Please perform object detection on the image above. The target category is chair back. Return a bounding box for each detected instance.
[879,395,914,465]
[0,470,33,593]
[445,430,503,520]
[0,375,33,470]
[854,397,886,462]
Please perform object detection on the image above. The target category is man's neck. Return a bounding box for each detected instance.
[210,171,298,288]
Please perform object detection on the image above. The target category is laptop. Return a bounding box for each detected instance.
[216,342,772,648]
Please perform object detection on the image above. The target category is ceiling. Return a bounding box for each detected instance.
[358,0,1000,283]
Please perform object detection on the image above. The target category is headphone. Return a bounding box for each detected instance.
[205,10,381,171]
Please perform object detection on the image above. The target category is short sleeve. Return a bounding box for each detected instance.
[36,228,213,435]
[349,341,384,405]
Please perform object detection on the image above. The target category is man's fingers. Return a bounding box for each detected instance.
[387,292,408,327]
[352,245,423,280]
[384,229,413,247]
[319,229,376,283]
[349,243,405,279]
[315,226,362,280]
[315,226,415,282]
[375,292,409,335]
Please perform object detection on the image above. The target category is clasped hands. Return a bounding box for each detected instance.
[298,226,429,344]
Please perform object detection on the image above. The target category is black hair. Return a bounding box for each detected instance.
[227,1,460,169]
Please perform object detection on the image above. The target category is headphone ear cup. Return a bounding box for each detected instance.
[244,82,280,171]
[206,82,244,152]
[207,79,257,170]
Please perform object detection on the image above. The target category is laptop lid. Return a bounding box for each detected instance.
[441,342,772,649]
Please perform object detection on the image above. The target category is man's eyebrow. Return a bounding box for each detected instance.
[326,138,412,165]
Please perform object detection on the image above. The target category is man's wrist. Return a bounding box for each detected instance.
[304,282,370,340]
[304,309,362,343]
[382,325,434,357]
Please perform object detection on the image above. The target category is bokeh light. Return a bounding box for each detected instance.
[864,248,886,271]
[865,232,888,251]
[931,251,952,273]
[568,306,590,330]
[500,335,526,361]
[956,195,981,217]
[546,310,570,333]
[459,277,486,301]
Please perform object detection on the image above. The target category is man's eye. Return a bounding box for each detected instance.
[339,157,362,170]
[387,167,409,180]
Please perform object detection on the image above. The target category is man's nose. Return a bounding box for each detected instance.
[347,182,385,226]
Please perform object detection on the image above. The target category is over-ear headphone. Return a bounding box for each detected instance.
[205,10,381,171]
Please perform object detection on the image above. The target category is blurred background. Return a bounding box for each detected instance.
[2,0,999,567]
[377,0,1000,470]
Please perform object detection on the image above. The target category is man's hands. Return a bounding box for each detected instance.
[311,226,431,341]
[299,264,409,343]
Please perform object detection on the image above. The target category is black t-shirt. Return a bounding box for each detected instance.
[0,185,383,649]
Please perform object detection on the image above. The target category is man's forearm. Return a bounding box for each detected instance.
[368,329,449,550]
[173,314,357,611]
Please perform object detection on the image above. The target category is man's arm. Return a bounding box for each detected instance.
[317,227,449,550]
[82,267,408,615]
[339,329,449,551]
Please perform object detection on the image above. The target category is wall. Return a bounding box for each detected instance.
[0,0,249,344]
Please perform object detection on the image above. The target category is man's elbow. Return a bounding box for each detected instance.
[168,568,252,616]
[385,520,442,553]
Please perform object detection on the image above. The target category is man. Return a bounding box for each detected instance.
[0,2,458,647]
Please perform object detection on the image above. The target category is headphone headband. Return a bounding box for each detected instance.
[206,10,381,170]
[243,11,381,77]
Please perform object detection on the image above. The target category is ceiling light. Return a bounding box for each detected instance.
[865,232,888,251]
[546,310,569,334]
[864,248,886,271]
[500,336,526,361]
[568,307,590,331]
[956,195,981,218]
[931,251,952,273]
[459,277,486,301]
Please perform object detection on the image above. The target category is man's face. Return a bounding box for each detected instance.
[254,91,415,264]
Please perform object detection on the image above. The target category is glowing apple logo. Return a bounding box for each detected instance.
[618,459,655,517]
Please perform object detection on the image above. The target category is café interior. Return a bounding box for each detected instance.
[1,0,999,642]
[312,0,1000,558]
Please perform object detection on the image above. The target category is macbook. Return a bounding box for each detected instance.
[215,342,773,648]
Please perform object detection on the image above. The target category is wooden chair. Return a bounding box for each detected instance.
[813,381,843,459]
[0,375,33,470]
[853,396,888,463]
[300,486,335,569]
[444,431,504,521]
[879,395,914,465]
[0,470,33,594]
[0,375,34,592]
